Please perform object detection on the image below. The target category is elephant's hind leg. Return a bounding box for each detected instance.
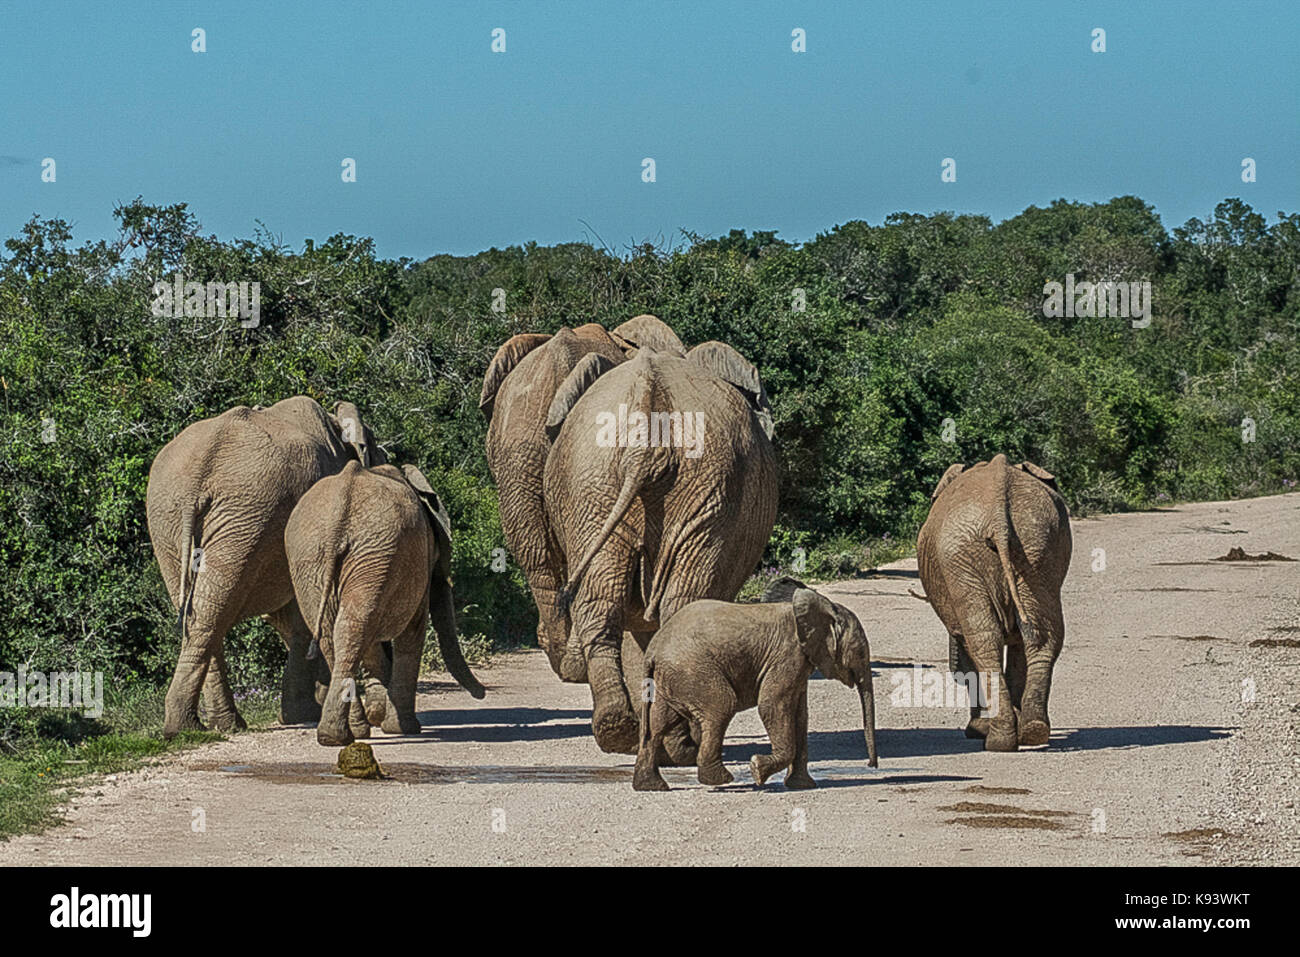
[694,709,734,787]
[962,627,1018,751]
[318,614,366,747]
[202,646,247,732]
[1018,599,1064,747]
[380,616,425,736]
[571,594,639,754]
[633,700,678,792]
[164,581,243,739]
[950,633,989,739]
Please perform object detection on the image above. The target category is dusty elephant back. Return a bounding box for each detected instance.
[145,397,352,613]
[545,351,778,624]
[286,463,432,639]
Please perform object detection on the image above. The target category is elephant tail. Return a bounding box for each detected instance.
[557,457,648,611]
[640,654,655,749]
[175,496,208,640]
[310,548,342,658]
[988,458,1034,642]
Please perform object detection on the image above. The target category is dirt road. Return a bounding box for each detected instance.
[4,493,1297,866]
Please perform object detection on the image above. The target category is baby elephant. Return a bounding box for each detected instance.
[286,461,485,746]
[633,582,878,792]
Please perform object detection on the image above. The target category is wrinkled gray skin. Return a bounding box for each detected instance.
[147,396,383,739]
[916,454,1072,751]
[479,316,685,678]
[544,343,778,754]
[285,462,485,746]
[633,583,878,791]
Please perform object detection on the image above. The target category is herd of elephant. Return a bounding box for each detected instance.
[145,314,1073,790]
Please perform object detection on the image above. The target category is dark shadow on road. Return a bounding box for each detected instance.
[722,726,985,762]
[1049,725,1234,751]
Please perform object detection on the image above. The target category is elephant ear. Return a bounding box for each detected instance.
[686,341,775,440]
[792,588,840,677]
[330,401,379,466]
[545,351,618,440]
[403,464,453,580]
[610,314,686,357]
[479,333,553,419]
[1018,461,1059,493]
[761,576,807,603]
[931,463,966,501]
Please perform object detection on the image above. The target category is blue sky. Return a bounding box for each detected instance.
[2,1,1297,259]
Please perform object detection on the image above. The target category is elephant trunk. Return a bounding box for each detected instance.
[858,679,878,767]
[429,575,486,699]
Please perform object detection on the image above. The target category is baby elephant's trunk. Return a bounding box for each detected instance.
[858,679,878,767]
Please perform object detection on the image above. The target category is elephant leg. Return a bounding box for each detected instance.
[626,631,699,767]
[1005,628,1027,713]
[1018,599,1064,747]
[571,594,638,754]
[750,694,798,787]
[632,699,678,792]
[318,613,365,747]
[201,645,246,732]
[348,694,371,740]
[164,585,242,739]
[950,633,988,739]
[381,617,425,736]
[359,642,391,727]
[961,625,1017,751]
[783,687,816,789]
[266,602,323,724]
[694,710,734,787]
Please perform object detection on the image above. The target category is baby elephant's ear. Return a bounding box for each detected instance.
[402,464,453,578]
[792,588,839,675]
[1018,461,1059,492]
[931,463,966,501]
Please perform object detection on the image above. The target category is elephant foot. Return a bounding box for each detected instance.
[349,719,372,740]
[591,704,640,754]
[749,755,773,787]
[1018,719,1050,747]
[697,763,733,787]
[364,697,387,727]
[317,723,354,747]
[984,727,1019,752]
[162,709,207,741]
[633,754,670,792]
[207,709,247,733]
[964,717,990,739]
[381,713,423,736]
[784,772,817,790]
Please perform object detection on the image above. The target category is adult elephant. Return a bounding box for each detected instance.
[916,454,1072,751]
[542,342,778,753]
[478,315,684,676]
[146,396,382,738]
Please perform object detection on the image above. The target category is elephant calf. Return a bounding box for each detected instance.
[633,583,878,792]
[286,461,485,746]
